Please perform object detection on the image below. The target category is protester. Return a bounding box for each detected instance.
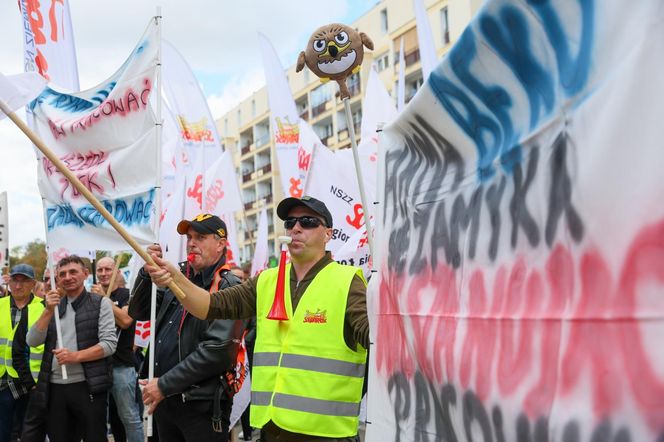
[145,196,369,441]
[91,256,144,442]
[129,214,246,441]
[0,264,44,441]
[230,266,247,282]
[20,269,55,442]
[26,255,117,442]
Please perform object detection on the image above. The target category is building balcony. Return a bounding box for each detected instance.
[299,108,309,121]
[405,49,420,67]
[311,102,327,118]
[260,163,271,174]
[241,143,253,155]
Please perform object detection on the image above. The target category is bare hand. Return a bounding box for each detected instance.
[90,284,104,296]
[140,377,164,414]
[143,244,163,272]
[44,290,61,312]
[146,254,176,288]
[53,348,79,365]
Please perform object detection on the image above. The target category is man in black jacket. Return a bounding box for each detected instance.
[27,255,117,442]
[130,214,246,441]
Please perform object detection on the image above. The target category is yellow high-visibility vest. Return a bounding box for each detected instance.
[252,262,367,437]
[0,295,45,382]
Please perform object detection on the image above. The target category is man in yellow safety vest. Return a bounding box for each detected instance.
[0,263,44,440]
[145,196,369,441]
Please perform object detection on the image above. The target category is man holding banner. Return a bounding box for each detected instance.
[27,255,117,442]
[130,214,246,441]
[145,197,370,441]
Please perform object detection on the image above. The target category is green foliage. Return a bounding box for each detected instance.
[8,239,47,279]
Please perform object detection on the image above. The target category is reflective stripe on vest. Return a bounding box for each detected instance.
[251,391,361,417]
[254,352,365,378]
[0,296,45,381]
[251,262,367,438]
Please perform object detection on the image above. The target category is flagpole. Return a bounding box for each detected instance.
[341,97,375,259]
[146,7,163,437]
[44,245,68,380]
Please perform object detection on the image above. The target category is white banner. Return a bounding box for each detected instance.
[413,0,438,80]
[18,0,79,90]
[203,151,243,216]
[367,0,664,440]
[250,207,269,277]
[30,21,159,251]
[259,33,312,198]
[0,192,8,269]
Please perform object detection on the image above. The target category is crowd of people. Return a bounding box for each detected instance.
[0,196,369,442]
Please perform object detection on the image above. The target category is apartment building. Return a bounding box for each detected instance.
[216,0,482,265]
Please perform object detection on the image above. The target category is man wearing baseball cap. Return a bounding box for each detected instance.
[0,264,45,441]
[144,197,370,441]
[129,214,246,441]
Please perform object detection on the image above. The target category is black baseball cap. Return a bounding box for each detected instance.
[277,196,333,228]
[176,214,227,238]
[10,264,35,280]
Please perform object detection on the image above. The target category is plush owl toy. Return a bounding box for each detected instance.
[296,23,374,100]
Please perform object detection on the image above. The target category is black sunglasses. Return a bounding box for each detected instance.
[284,216,326,230]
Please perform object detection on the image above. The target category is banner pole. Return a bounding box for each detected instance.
[341,97,375,259]
[145,7,163,437]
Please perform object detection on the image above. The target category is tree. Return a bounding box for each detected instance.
[9,240,47,279]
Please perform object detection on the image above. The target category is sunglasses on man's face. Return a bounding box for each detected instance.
[284,216,326,230]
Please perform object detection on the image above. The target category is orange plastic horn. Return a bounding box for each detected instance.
[267,236,292,321]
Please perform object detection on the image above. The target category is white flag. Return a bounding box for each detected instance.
[0,72,46,119]
[413,0,438,79]
[258,33,307,198]
[18,0,79,90]
[397,38,406,111]
[203,151,243,216]
[250,208,269,276]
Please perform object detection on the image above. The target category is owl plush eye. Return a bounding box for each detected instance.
[334,31,349,45]
[313,39,326,53]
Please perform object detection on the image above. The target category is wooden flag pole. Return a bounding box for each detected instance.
[0,99,187,301]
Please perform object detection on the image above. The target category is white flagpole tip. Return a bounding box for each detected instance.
[278,236,292,244]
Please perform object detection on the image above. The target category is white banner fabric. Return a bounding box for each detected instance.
[30,21,159,251]
[367,1,664,440]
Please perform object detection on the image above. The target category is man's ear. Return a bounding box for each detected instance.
[324,228,333,243]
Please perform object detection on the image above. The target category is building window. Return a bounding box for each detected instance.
[380,9,389,34]
[440,6,450,44]
[311,84,331,117]
[375,52,390,72]
[237,109,242,127]
[251,99,256,118]
[224,118,228,134]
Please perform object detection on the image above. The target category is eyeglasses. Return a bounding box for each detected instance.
[284,216,326,230]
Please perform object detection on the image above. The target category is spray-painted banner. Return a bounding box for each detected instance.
[30,21,159,251]
[367,1,664,441]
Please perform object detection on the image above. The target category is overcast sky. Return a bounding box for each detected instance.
[0,0,375,250]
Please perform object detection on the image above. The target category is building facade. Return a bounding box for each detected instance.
[216,0,482,265]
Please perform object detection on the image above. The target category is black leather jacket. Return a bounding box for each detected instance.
[129,259,245,402]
